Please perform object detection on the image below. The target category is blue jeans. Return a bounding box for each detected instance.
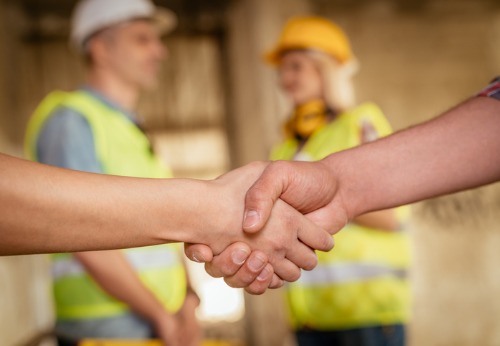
[296,324,405,346]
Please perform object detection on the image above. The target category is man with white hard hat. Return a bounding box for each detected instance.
[24,0,200,345]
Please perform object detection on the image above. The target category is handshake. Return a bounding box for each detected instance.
[9,96,487,296]
[181,160,348,295]
[5,95,495,297]
[1,153,348,296]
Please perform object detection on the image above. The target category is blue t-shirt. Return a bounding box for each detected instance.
[37,87,137,173]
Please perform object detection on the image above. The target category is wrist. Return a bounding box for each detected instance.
[320,152,358,221]
[185,287,201,307]
[201,178,244,254]
[151,308,173,325]
[155,178,218,244]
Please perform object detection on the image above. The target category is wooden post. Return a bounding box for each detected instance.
[225,0,311,167]
[225,2,311,345]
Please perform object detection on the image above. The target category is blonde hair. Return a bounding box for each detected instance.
[305,50,359,112]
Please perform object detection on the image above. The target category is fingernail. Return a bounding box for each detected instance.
[248,254,266,271]
[232,248,249,265]
[243,210,259,229]
[191,252,204,263]
[257,268,271,281]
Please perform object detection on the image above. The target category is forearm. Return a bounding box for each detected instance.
[353,209,400,231]
[326,96,500,218]
[0,154,213,255]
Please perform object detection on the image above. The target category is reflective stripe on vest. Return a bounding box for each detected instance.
[298,262,407,286]
[25,90,186,319]
[272,103,411,329]
[53,248,181,280]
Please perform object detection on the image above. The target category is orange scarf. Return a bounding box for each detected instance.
[284,99,329,139]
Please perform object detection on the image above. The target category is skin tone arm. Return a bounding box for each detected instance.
[186,96,500,290]
[243,96,500,229]
[176,272,202,346]
[353,210,400,231]
[0,154,334,288]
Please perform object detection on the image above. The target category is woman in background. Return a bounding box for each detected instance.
[265,16,411,346]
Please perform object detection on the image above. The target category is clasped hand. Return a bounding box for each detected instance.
[184,160,345,294]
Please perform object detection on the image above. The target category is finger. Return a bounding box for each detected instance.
[285,242,318,271]
[271,257,301,282]
[184,243,213,263]
[243,162,288,233]
[269,274,284,289]
[243,264,275,295]
[296,217,334,252]
[204,243,251,278]
[306,207,348,235]
[224,251,269,288]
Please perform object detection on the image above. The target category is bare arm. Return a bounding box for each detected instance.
[0,155,333,288]
[329,96,500,218]
[243,96,500,233]
[198,96,499,293]
[353,209,400,231]
[0,153,208,255]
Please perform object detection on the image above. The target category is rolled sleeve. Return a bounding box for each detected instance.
[476,77,500,101]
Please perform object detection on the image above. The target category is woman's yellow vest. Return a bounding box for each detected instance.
[272,103,411,330]
[25,90,187,320]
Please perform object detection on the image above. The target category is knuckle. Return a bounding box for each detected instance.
[269,238,284,253]
[227,270,258,288]
[272,160,291,173]
[247,185,270,203]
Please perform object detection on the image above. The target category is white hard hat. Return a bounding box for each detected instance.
[70,0,177,53]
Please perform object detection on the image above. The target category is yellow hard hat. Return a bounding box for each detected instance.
[265,16,354,65]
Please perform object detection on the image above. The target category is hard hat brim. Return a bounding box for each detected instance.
[264,45,309,66]
[71,5,178,54]
[153,7,177,36]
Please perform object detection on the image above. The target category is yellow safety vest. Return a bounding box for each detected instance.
[272,103,411,330]
[25,90,187,320]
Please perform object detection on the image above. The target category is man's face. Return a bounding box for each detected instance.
[95,19,166,90]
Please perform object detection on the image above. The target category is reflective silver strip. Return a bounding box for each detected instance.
[296,262,407,286]
[52,258,85,279]
[126,249,180,271]
[52,248,181,280]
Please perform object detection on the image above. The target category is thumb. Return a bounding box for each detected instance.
[243,164,286,233]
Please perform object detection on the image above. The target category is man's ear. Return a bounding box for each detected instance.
[86,36,107,67]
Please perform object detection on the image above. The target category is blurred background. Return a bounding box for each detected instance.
[1,0,500,345]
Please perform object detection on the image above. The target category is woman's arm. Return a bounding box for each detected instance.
[0,155,333,286]
[0,153,202,254]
